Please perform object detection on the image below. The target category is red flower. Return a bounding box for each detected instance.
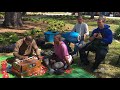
[2,70,7,74]
[1,61,7,70]
[2,73,9,78]
[65,69,72,74]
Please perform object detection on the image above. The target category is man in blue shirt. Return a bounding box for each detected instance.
[79,17,113,72]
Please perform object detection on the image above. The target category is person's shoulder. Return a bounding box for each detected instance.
[91,28,98,34]
[32,39,37,44]
[105,28,112,34]
[93,28,98,31]
[32,39,36,42]
[15,38,23,46]
[60,41,66,47]
[81,23,88,28]
[82,22,88,25]
[104,24,112,31]
[82,22,87,25]
[74,23,78,26]
[106,28,112,31]
[16,38,23,43]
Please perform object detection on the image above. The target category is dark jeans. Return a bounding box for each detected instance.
[79,42,108,70]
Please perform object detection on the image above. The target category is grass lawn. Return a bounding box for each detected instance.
[64,18,120,78]
[0,16,120,78]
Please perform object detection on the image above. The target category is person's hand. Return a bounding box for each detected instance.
[37,56,44,60]
[89,33,98,41]
[95,33,102,39]
[79,44,83,48]
[93,33,98,38]
[50,59,56,63]
[22,56,28,60]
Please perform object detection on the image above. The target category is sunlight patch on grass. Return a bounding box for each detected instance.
[109,24,119,32]
[104,40,120,65]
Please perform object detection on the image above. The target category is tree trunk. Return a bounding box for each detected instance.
[72,12,76,15]
[90,12,95,19]
[2,12,12,27]
[2,12,23,28]
[16,12,23,27]
[22,12,26,16]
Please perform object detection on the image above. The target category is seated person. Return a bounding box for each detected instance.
[13,36,42,61]
[63,16,89,54]
[44,34,73,74]
[79,16,113,72]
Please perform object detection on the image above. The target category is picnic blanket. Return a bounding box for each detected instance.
[0,56,95,78]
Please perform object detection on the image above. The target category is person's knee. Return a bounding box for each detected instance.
[97,49,108,60]
[42,58,50,66]
[100,49,108,57]
[53,62,64,69]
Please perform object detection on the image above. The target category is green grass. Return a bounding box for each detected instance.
[109,24,119,32]
[65,19,120,77]
[0,56,95,78]
[105,40,120,64]
[0,16,120,78]
[87,21,97,26]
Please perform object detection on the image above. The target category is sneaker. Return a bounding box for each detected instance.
[54,69,64,75]
[96,68,105,73]
[91,67,105,73]
[83,61,90,66]
[90,67,96,72]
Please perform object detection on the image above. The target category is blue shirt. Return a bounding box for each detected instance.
[91,24,113,45]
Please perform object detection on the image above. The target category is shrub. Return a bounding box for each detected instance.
[0,12,4,19]
[0,32,19,46]
[47,19,65,32]
[106,18,120,25]
[114,25,120,40]
[24,28,43,38]
[9,33,19,44]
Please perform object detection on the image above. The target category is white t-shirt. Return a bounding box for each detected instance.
[72,23,89,37]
